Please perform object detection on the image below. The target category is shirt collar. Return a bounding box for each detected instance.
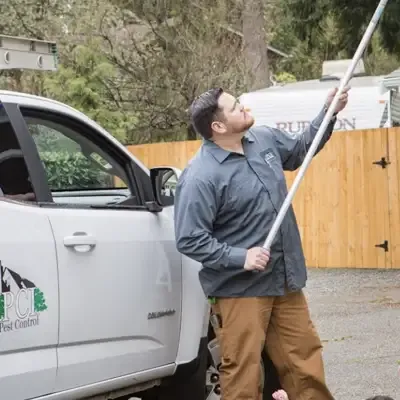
[204,132,255,164]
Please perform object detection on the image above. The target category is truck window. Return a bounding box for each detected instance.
[19,108,141,208]
[0,107,36,202]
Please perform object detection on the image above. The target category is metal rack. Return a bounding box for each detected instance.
[0,34,58,71]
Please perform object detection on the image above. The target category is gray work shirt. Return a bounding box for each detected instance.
[174,108,336,297]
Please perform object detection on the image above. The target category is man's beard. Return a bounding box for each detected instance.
[243,115,255,130]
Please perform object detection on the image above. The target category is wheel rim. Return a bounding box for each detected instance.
[205,365,221,400]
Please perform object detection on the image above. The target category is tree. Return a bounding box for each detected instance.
[0,0,289,142]
[274,0,400,79]
[43,41,138,144]
[1,0,397,146]
[0,295,4,320]
[102,0,251,141]
[242,0,270,90]
[34,288,47,313]
[329,0,400,55]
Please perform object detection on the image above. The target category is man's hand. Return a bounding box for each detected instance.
[325,86,350,114]
[244,247,270,271]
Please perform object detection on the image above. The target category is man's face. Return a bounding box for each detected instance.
[211,92,254,137]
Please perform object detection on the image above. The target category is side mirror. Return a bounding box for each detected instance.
[150,167,181,207]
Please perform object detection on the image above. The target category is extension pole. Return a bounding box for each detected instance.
[263,0,390,250]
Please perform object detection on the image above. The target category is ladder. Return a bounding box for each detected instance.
[0,34,58,71]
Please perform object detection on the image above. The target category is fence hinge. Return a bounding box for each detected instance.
[375,240,389,252]
[373,157,390,168]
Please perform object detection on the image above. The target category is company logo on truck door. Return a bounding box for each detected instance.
[0,261,47,333]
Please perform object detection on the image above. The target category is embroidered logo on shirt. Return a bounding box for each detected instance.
[264,152,275,165]
[260,148,276,167]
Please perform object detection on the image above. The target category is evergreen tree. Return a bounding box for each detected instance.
[34,288,48,313]
[0,295,4,320]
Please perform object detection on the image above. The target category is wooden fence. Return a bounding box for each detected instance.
[128,128,400,269]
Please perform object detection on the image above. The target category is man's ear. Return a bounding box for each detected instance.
[211,120,225,134]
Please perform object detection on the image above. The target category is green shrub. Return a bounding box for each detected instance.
[40,151,112,191]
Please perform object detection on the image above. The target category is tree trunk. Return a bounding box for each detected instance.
[242,0,270,91]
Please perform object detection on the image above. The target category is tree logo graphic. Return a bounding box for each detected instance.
[0,294,4,320]
[34,288,48,312]
[0,261,47,333]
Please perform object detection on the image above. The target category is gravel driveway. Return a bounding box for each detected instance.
[305,268,400,400]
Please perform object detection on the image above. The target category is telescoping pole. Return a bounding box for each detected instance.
[263,0,390,250]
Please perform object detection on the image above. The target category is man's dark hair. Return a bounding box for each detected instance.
[366,396,395,400]
[189,88,224,140]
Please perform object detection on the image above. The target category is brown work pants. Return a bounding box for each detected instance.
[211,290,334,400]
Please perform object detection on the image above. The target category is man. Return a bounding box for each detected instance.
[174,86,349,400]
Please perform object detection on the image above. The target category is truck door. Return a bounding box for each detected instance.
[0,103,59,400]
[16,105,182,392]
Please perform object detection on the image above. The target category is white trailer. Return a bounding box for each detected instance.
[240,60,393,132]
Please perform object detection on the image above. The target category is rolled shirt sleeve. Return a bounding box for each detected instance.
[174,175,247,269]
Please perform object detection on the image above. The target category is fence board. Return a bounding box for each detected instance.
[388,128,400,268]
[284,129,391,268]
[127,141,202,169]
[127,128,400,269]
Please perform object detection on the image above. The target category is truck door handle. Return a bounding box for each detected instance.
[63,233,96,253]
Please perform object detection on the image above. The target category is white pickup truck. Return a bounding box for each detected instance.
[0,35,279,400]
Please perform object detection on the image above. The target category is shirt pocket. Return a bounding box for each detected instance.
[218,169,260,218]
[223,175,255,207]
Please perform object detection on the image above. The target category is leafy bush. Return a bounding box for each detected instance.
[40,151,112,191]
